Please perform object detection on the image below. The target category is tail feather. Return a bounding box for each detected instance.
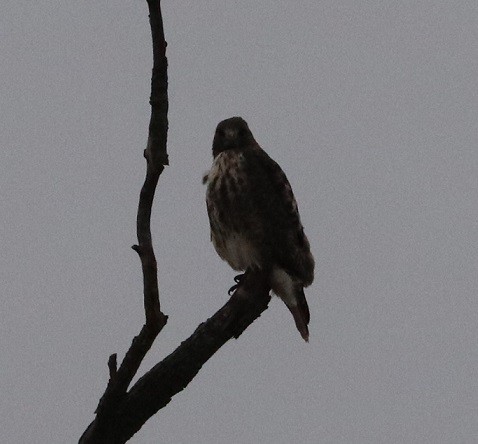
[271,267,311,342]
[286,289,310,342]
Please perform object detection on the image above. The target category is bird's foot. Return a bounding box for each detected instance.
[228,273,245,295]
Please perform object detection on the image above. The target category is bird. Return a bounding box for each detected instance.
[204,117,315,341]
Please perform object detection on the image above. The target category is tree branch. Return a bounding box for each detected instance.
[80,2,273,442]
[135,0,169,326]
[79,1,168,442]
[85,271,272,443]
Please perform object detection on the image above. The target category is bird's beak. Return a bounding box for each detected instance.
[223,129,238,148]
[224,129,237,139]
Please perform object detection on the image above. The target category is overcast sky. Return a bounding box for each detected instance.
[2,1,478,443]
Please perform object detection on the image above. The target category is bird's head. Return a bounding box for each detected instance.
[212,117,255,157]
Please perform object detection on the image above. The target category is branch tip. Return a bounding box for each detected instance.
[108,354,118,380]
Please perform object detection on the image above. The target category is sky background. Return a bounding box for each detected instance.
[2,1,478,443]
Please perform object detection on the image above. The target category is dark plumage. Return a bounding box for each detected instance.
[205,117,315,341]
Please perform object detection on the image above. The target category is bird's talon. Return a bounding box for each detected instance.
[228,284,239,295]
[228,273,245,294]
[234,273,244,284]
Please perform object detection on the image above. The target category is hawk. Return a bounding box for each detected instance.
[204,117,315,341]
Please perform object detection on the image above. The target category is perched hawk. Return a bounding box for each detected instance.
[204,117,315,341]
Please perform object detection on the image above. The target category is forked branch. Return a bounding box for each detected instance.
[79,1,168,442]
[80,2,272,442]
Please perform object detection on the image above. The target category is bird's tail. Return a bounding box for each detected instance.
[271,268,311,342]
[285,289,310,342]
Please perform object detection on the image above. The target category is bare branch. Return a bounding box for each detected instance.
[79,1,168,442]
[146,0,169,169]
[90,271,271,443]
[107,354,117,380]
[80,2,274,442]
[136,0,169,326]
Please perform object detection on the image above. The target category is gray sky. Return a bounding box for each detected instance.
[2,1,478,443]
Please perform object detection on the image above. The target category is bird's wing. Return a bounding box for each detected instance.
[243,146,315,286]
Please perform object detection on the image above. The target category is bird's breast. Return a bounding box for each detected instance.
[212,232,261,271]
[206,151,261,271]
[206,151,248,228]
